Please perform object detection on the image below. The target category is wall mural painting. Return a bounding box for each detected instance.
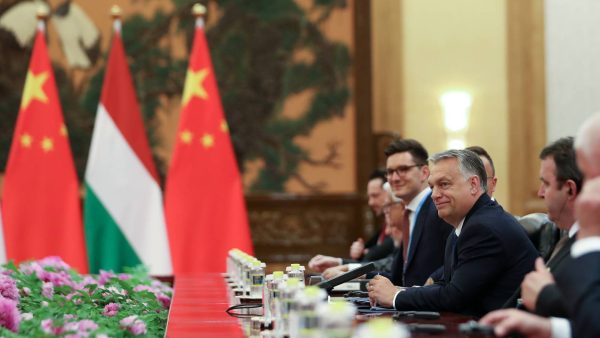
[0,0,351,193]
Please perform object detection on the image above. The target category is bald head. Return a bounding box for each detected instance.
[575,113,600,179]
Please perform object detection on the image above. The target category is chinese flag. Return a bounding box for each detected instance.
[165,17,253,275]
[1,25,88,272]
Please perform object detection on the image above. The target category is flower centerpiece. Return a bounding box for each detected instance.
[0,257,171,337]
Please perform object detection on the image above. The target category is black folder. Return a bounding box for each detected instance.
[316,262,376,292]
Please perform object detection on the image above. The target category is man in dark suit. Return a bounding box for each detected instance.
[481,178,600,338]
[368,149,538,317]
[318,139,452,286]
[517,137,582,317]
[479,113,600,338]
[555,177,600,337]
[383,139,453,287]
[346,169,395,262]
[308,169,394,270]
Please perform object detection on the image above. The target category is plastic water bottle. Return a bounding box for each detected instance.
[269,271,286,326]
[274,277,303,335]
[316,301,356,338]
[263,274,274,323]
[250,261,266,298]
[286,263,306,284]
[289,286,327,338]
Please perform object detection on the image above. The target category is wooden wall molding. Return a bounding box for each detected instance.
[507,0,547,215]
[248,194,369,264]
[354,0,375,190]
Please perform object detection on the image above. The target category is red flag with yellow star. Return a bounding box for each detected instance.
[165,16,253,275]
[1,24,88,272]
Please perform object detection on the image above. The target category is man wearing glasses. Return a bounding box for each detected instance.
[379,139,452,287]
[311,139,452,287]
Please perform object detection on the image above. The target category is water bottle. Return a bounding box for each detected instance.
[263,274,274,323]
[250,261,266,298]
[269,271,286,326]
[289,286,327,338]
[274,278,303,335]
[316,300,356,338]
[286,263,306,284]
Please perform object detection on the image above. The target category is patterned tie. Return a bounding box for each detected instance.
[402,209,411,264]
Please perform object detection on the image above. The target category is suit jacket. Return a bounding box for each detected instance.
[555,251,600,338]
[393,194,539,317]
[391,194,453,287]
[502,234,575,312]
[534,235,576,317]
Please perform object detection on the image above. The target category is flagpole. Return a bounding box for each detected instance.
[192,3,206,28]
[36,4,49,32]
[111,5,122,34]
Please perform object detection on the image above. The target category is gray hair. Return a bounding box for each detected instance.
[429,149,488,193]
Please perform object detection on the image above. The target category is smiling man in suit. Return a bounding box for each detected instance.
[315,139,452,286]
[382,139,453,287]
[368,149,538,317]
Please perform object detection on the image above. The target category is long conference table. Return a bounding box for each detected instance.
[165,274,489,337]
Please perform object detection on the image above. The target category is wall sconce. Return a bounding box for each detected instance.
[440,91,472,149]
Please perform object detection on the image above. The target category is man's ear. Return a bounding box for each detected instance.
[565,179,578,199]
[421,165,430,180]
[470,176,480,194]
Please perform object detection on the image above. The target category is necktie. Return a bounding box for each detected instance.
[443,233,459,281]
[547,234,570,267]
[402,209,411,263]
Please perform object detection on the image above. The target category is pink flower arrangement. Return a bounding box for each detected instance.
[42,281,54,299]
[1,257,171,336]
[41,319,63,335]
[0,297,20,332]
[120,315,147,335]
[0,273,19,301]
[102,303,120,317]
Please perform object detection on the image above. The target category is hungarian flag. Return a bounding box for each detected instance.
[165,16,253,275]
[1,23,88,272]
[84,20,172,275]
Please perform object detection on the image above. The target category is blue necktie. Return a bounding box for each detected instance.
[443,233,458,282]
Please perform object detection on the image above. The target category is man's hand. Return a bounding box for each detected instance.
[322,265,349,280]
[576,177,600,238]
[367,275,400,308]
[480,309,552,338]
[521,258,555,311]
[350,238,366,260]
[307,255,341,272]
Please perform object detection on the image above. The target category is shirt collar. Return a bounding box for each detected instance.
[455,218,466,236]
[569,222,579,238]
[406,187,431,213]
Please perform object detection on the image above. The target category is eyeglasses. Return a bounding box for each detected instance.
[386,164,423,178]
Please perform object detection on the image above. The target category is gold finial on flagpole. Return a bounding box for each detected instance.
[192,3,207,18]
[36,4,50,21]
[111,5,122,19]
